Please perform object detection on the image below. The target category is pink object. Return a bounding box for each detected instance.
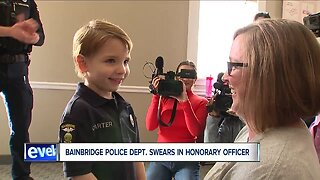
[310,115,320,162]
[206,76,213,98]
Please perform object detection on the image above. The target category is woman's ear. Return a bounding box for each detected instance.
[75,54,88,74]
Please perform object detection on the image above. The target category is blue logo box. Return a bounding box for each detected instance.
[24,143,58,162]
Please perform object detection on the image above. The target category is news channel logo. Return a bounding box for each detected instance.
[24,143,58,162]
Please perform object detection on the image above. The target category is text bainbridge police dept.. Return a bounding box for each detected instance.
[26,143,259,162]
[65,148,250,156]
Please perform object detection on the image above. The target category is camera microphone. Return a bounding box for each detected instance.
[155,56,164,75]
[213,72,225,89]
[214,72,231,94]
[217,72,224,83]
[149,56,164,94]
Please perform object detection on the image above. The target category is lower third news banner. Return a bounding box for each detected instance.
[59,143,259,162]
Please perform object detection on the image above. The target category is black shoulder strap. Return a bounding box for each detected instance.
[157,96,178,127]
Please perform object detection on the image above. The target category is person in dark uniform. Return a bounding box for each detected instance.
[0,1,44,179]
[59,19,146,180]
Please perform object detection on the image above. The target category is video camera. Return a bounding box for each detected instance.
[207,73,232,113]
[150,56,197,97]
[303,12,320,37]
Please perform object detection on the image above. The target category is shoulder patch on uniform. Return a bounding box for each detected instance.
[60,123,75,143]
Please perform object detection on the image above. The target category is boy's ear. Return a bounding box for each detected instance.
[75,55,88,73]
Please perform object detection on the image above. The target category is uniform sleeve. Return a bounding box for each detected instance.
[59,114,93,177]
[181,97,208,138]
[145,95,161,131]
[29,0,44,46]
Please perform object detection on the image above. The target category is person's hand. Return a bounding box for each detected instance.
[207,93,220,117]
[151,76,162,89]
[209,109,220,117]
[226,108,237,117]
[10,19,39,44]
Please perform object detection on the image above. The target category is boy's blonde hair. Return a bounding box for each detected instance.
[234,19,320,133]
[72,20,133,78]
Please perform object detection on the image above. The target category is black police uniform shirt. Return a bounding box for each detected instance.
[59,83,140,180]
[0,0,45,54]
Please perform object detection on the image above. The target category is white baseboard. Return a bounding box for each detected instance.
[30,81,206,96]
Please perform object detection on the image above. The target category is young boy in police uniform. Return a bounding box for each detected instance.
[59,19,146,180]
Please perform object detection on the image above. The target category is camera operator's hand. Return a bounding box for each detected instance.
[151,77,162,90]
[209,109,220,117]
[207,94,220,117]
[226,107,237,117]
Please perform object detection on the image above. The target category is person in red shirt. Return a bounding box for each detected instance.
[146,60,208,180]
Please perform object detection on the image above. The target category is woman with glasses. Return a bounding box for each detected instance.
[205,19,320,179]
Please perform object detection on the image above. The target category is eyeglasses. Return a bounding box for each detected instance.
[227,62,248,75]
